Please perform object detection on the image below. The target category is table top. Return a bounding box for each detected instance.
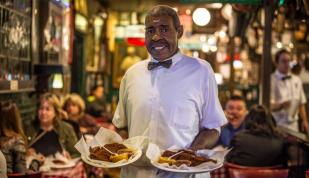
[42,161,86,178]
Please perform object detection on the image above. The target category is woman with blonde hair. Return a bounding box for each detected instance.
[0,101,27,174]
[62,93,99,137]
[24,93,79,158]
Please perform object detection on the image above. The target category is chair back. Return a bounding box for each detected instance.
[225,162,282,170]
[229,168,289,178]
[8,172,42,178]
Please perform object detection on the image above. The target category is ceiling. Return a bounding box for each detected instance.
[98,0,209,12]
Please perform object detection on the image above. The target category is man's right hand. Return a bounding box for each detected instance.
[271,100,291,112]
[281,100,291,109]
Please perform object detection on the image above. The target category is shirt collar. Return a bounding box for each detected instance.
[275,70,291,80]
[150,50,183,68]
[227,122,245,131]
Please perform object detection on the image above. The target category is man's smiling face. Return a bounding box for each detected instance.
[145,15,182,61]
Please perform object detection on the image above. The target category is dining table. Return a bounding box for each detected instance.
[41,161,86,178]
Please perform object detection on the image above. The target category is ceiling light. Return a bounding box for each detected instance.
[210,46,217,52]
[192,8,211,26]
[233,60,243,69]
[207,35,216,45]
[210,3,223,9]
[193,51,199,58]
[186,9,191,15]
[219,30,226,38]
[276,42,283,48]
[200,35,207,42]
[202,44,210,52]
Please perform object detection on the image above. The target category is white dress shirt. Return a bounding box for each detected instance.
[113,52,227,178]
[271,70,307,131]
[299,69,309,84]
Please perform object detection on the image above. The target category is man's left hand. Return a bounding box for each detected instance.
[301,120,309,135]
[190,129,219,150]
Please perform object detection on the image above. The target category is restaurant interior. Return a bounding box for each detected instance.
[0,0,309,177]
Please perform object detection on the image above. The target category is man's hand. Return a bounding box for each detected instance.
[299,104,309,135]
[190,129,219,150]
[301,120,309,134]
[281,100,291,109]
[62,150,71,159]
[270,100,291,112]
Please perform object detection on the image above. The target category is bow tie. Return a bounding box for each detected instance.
[281,75,291,81]
[147,59,172,70]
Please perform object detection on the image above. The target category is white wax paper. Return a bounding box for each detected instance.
[74,127,146,168]
[146,143,230,173]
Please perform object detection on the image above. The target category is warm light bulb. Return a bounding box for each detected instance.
[233,60,243,69]
[276,42,283,49]
[185,9,191,15]
[52,74,63,89]
[192,8,211,26]
[215,73,223,85]
[202,44,210,52]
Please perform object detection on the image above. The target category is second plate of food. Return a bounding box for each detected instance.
[150,149,224,173]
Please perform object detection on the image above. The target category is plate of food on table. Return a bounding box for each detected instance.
[146,143,228,173]
[75,127,145,168]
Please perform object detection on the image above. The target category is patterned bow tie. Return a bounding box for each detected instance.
[147,59,172,70]
[281,75,291,81]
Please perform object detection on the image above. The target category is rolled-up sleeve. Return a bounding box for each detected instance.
[201,64,227,129]
[112,75,128,128]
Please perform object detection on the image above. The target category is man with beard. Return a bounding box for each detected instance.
[113,5,227,178]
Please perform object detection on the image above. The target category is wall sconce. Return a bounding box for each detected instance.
[52,73,63,89]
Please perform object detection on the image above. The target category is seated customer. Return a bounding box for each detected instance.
[24,93,79,158]
[226,105,287,167]
[217,95,247,147]
[0,150,7,178]
[62,93,99,137]
[0,102,27,174]
[86,85,107,118]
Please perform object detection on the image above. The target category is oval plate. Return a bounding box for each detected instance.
[150,160,223,173]
[81,149,142,168]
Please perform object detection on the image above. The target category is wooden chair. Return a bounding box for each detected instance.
[7,172,42,178]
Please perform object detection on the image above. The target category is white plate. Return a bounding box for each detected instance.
[150,160,223,173]
[81,149,142,168]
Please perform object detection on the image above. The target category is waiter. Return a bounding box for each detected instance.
[113,5,227,178]
[271,49,309,133]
